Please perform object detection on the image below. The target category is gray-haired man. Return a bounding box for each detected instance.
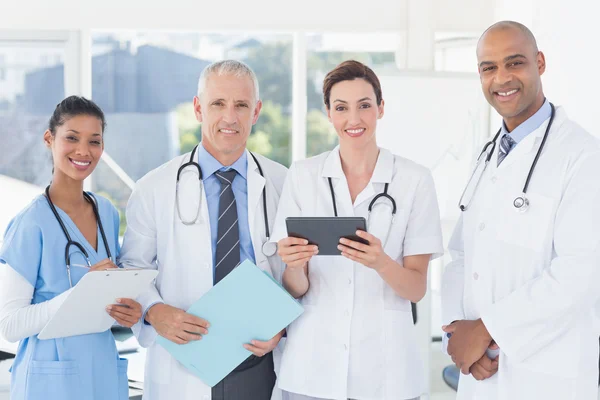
[119,60,288,400]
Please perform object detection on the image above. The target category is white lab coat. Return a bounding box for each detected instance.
[272,147,444,400]
[442,107,600,400]
[118,145,288,400]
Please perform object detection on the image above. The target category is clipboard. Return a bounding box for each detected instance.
[38,269,158,340]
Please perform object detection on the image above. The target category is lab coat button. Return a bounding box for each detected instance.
[473,272,479,280]
[491,176,497,183]
[347,278,352,284]
[479,223,485,231]
[204,263,210,269]
[344,344,348,350]
[344,309,350,317]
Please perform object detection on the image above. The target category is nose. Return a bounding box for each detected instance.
[494,66,513,87]
[348,107,361,126]
[222,104,237,125]
[75,141,91,156]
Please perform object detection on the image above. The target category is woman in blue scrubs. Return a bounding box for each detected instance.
[0,96,143,399]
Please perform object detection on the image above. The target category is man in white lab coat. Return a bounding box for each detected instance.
[118,60,288,400]
[441,21,600,399]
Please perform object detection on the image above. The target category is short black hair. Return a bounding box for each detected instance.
[48,96,106,135]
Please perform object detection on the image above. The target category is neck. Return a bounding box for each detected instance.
[504,93,546,132]
[339,141,379,177]
[48,171,86,213]
[201,141,245,167]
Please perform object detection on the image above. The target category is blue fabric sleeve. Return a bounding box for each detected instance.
[0,209,43,288]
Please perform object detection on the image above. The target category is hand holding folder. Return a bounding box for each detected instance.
[157,260,304,387]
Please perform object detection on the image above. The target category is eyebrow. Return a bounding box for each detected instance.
[479,54,528,68]
[210,98,251,104]
[332,97,372,104]
[67,129,101,137]
[504,54,527,62]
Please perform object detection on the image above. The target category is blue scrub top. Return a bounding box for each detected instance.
[0,194,128,400]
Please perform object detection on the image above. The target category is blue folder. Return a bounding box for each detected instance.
[157,260,304,387]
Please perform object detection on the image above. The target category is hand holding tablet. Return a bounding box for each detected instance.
[285,217,369,256]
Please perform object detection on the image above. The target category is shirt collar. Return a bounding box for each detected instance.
[501,99,552,144]
[197,142,247,180]
[321,145,393,183]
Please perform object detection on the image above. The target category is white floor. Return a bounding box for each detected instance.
[0,343,598,400]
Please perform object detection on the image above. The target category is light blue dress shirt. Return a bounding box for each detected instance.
[197,144,256,274]
[501,99,552,146]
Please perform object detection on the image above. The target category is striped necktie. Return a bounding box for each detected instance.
[214,169,240,284]
[497,134,516,166]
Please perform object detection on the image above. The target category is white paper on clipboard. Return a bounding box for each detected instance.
[38,269,158,340]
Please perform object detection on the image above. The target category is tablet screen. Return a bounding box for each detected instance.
[285,217,368,256]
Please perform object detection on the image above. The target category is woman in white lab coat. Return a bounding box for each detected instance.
[272,60,444,400]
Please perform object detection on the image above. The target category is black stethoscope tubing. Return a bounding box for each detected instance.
[44,185,112,272]
[460,102,555,212]
[327,177,397,217]
[177,144,271,245]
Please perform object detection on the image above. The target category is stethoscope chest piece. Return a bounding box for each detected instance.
[262,241,277,257]
[513,195,530,213]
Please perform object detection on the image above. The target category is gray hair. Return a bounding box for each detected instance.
[197,60,260,102]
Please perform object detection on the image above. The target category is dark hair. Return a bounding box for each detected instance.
[48,96,106,135]
[322,60,383,109]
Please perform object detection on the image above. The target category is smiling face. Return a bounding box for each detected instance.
[44,114,104,182]
[193,73,261,163]
[477,26,546,131]
[327,78,384,150]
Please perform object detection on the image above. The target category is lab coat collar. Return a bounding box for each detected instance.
[321,145,393,184]
[495,105,567,170]
[246,149,267,262]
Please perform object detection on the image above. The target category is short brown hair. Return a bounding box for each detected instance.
[322,60,383,109]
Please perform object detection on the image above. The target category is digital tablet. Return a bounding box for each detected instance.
[285,217,368,256]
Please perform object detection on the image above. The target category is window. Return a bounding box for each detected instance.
[0,41,66,243]
[0,54,6,80]
[91,32,293,234]
[306,33,400,157]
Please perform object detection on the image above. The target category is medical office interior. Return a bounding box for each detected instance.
[0,0,599,398]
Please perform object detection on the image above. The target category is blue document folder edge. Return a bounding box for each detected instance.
[156,260,304,387]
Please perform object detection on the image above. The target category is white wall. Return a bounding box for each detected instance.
[495,0,600,136]
[0,0,496,33]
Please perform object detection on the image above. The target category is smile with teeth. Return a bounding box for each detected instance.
[346,128,365,134]
[219,129,238,134]
[496,89,519,97]
[70,158,91,166]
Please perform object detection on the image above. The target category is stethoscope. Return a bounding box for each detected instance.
[176,145,277,257]
[44,186,112,288]
[327,176,397,244]
[458,102,555,213]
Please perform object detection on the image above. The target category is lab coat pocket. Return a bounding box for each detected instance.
[494,192,555,252]
[117,358,129,400]
[26,360,81,400]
